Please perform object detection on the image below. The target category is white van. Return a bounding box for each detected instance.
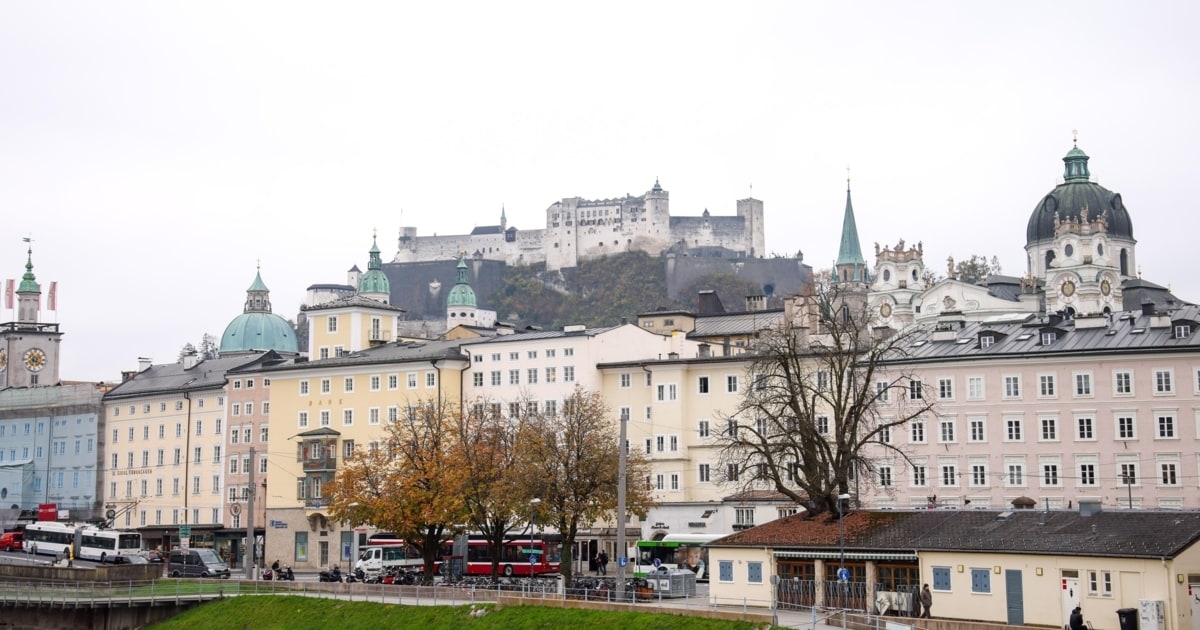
[356,544,422,574]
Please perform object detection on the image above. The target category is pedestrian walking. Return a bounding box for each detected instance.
[919,584,933,618]
[597,550,608,575]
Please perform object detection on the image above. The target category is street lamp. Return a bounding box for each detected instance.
[837,493,852,585]
[529,498,541,570]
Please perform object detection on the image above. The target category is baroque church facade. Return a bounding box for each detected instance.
[864,138,1174,328]
[392,180,766,271]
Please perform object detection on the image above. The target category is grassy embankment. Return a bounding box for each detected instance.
[148,595,772,629]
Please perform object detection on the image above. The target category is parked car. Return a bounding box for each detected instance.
[142,550,165,563]
[0,531,22,552]
[117,554,149,564]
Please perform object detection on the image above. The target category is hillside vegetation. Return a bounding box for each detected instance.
[490,252,766,327]
[148,595,771,630]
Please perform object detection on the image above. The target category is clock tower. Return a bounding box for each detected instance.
[2,243,62,388]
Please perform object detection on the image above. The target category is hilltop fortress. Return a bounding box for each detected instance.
[393,180,766,271]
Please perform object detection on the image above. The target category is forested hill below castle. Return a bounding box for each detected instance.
[379,251,813,329]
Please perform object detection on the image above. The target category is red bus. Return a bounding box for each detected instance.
[441,537,561,577]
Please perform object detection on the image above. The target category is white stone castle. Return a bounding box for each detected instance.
[393,180,766,270]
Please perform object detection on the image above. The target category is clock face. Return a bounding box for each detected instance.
[880,302,893,318]
[1101,280,1112,296]
[1061,280,1076,297]
[23,348,47,372]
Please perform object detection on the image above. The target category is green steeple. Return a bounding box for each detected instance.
[17,243,39,293]
[835,179,868,283]
[244,262,272,313]
[358,232,391,299]
[1062,132,1091,183]
[446,255,477,308]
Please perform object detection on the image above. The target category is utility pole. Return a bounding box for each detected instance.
[245,446,256,579]
[616,411,628,602]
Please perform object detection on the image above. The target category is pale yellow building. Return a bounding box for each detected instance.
[257,339,467,571]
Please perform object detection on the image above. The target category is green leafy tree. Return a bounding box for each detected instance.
[513,387,653,585]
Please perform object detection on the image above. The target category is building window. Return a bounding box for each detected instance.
[875,381,890,402]
[726,375,738,393]
[1157,413,1176,438]
[937,378,953,400]
[940,464,957,486]
[980,335,994,348]
[748,561,763,584]
[1075,373,1092,396]
[698,419,709,438]
[327,317,337,333]
[698,463,710,483]
[909,379,923,400]
[719,561,733,583]
[971,568,991,593]
[545,367,556,383]
[1005,418,1023,441]
[1042,463,1060,486]
[698,376,709,394]
[1116,414,1135,439]
[968,417,986,442]
[879,466,893,487]
[527,368,538,385]
[564,366,575,382]
[1040,417,1057,441]
[1004,375,1021,398]
[910,420,926,443]
[1041,332,1057,345]
[1114,371,1132,395]
[1155,370,1174,394]
[1077,416,1094,440]
[1079,463,1097,486]
[620,373,631,388]
[970,463,987,487]
[1160,462,1179,486]
[932,567,951,591]
[735,508,755,527]
[938,418,955,443]
[911,465,927,487]
[1039,374,1056,397]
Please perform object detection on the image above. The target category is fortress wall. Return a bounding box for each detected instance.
[670,216,749,251]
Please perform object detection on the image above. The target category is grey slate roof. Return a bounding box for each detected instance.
[690,310,783,337]
[259,338,469,373]
[469,225,504,235]
[712,509,1200,560]
[894,305,1200,363]
[302,294,406,313]
[104,353,273,400]
[457,325,623,347]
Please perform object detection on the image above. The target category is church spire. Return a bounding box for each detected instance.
[358,230,391,303]
[243,260,272,314]
[1062,129,1091,183]
[835,171,868,283]
[16,238,41,323]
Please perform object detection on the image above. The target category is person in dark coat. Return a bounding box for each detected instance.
[1069,606,1085,630]
[919,584,933,618]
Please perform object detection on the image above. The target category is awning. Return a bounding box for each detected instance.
[774,550,917,561]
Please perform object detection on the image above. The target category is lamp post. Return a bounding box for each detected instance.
[529,498,541,571]
[348,502,360,573]
[837,492,852,605]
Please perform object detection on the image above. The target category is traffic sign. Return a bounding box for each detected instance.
[837,567,850,582]
[179,525,191,538]
[652,558,662,568]
[617,556,627,567]
[529,554,539,565]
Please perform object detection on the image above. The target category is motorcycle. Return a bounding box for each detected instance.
[262,567,273,581]
[346,567,367,583]
[279,565,295,581]
[318,565,343,583]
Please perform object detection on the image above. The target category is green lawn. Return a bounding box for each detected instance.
[148,595,770,630]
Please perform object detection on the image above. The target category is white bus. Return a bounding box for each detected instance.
[633,533,722,581]
[23,522,142,563]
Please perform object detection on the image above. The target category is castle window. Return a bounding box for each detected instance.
[883,269,891,282]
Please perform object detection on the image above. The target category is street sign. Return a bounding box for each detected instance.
[529,554,538,565]
[617,556,627,567]
[652,558,662,568]
[837,567,850,582]
[179,525,191,538]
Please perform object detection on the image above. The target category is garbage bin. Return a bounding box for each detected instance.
[1116,607,1139,630]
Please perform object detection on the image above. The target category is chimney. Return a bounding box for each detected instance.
[1047,312,1063,326]
[698,344,711,358]
[137,357,152,372]
[745,295,766,312]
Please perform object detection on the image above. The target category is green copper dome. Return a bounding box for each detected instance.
[1026,142,1134,245]
[220,267,299,354]
[446,256,477,308]
[359,234,391,297]
[18,245,38,293]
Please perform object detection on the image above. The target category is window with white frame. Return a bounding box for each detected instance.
[875,381,890,402]
[1159,457,1180,486]
[1117,459,1138,486]
[698,463,710,483]
[426,372,436,387]
[1004,375,1021,398]
[817,416,830,435]
[320,378,331,394]
[1040,416,1058,441]
[327,316,338,332]
[620,373,631,388]
[967,376,984,399]
[408,373,418,388]
[388,374,398,390]
[937,378,953,400]
[1114,370,1133,395]
[938,417,955,443]
[735,508,755,527]
[968,416,986,443]
[698,419,709,438]
[343,377,354,393]
[727,375,738,393]
[1076,416,1094,440]
[1155,369,1174,394]
[879,466,893,487]
[1077,457,1098,486]
[940,463,958,486]
[1157,412,1177,438]
[1005,460,1025,487]
[909,379,923,400]
[911,463,927,487]
[1074,372,1092,396]
[910,419,926,443]
[969,460,988,487]
[698,376,709,394]
[1041,460,1060,487]
[1039,374,1056,397]
[1116,413,1136,439]
[1004,417,1023,441]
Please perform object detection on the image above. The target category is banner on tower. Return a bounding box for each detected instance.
[4,279,11,309]
[48,281,57,311]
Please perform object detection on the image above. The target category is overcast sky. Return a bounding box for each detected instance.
[3,1,1197,382]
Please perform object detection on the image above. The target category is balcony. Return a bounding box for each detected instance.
[303,455,337,472]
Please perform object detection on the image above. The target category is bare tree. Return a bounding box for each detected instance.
[715,284,936,516]
[514,387,653,585]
